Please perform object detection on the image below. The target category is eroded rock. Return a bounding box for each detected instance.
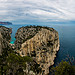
[15,26,60,75]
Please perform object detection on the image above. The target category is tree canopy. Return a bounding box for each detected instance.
[50,61,75,75]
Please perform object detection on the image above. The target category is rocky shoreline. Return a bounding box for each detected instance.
[0,25,60,75]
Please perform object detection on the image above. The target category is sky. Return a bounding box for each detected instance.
[0,0,75,24]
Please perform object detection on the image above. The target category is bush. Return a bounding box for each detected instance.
[0,49,33,75]
[50,61,75,75]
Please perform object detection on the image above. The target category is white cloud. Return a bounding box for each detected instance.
[0,0,75,23]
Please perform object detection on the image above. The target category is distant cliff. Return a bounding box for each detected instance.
[15,26,60,75]
[0,22,12,25]
[0,26,12,55]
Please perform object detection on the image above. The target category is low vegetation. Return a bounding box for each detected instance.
[0,48,33,75]
[50,56,75,75]
[0,47,42,75]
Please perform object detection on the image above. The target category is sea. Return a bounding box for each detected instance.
[1,24,75,65]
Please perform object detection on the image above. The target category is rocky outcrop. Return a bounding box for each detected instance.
[15,26,60,75]
[0,26,12,55]
[15,26,41,49]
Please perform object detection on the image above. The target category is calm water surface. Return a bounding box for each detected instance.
[1,24,75,65]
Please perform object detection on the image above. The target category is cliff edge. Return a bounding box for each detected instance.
[15,26,60,75]
[0,26,12,55]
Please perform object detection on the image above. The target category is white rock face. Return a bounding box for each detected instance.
[16,26,60,75]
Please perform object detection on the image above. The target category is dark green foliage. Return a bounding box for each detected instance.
[15,68,24,75]
[30,62,42,74]
[50,61,75,75]
[19,25,56,43]
[23,35,34,43]
[0,49,33,75]
[15,25,58,49]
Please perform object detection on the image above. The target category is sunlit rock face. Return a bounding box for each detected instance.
[15,26,60,75]
[0,26,12,55]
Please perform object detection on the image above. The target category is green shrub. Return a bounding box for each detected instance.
[50,61,75,75]
[0,49,33,75]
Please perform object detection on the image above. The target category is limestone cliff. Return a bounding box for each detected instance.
[15,26,60,75]
[0,26,12,55]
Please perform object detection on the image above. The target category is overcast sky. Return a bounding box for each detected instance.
[0,0,75,24]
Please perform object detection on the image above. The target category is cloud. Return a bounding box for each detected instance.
[0,0,75,24]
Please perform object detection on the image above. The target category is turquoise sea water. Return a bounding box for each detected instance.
[1,24,75,65]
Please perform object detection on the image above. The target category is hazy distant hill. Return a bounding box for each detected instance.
[0,22,12,25]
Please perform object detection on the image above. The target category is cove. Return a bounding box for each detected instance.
[1,24,75,65]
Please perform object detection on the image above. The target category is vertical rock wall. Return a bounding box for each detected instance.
[15,26,60,75]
